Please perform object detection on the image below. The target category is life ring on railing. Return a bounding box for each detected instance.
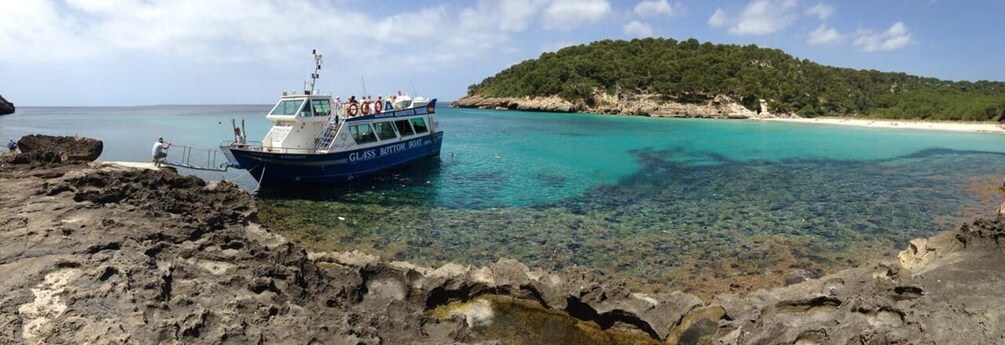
[373,101,382,114]
[384,101,393,111]
[347,103,359,116]
[361,101,371,115]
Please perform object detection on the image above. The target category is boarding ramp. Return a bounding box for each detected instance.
[162,144,230,172]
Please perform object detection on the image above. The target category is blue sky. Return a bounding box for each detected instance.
[1,0,1003,106]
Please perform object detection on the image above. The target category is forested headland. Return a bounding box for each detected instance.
[463,38,1005,121]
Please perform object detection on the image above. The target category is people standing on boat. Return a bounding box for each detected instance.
[232,128,245,147]
[152,137,171,167]
[7,138,16,152]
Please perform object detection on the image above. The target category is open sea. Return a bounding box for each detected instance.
[4,105,1005,292]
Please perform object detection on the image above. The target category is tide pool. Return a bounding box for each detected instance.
[4,106,1004,294]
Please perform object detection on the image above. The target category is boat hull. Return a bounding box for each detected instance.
[224,131,443,185]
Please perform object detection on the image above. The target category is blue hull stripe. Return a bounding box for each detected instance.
[227,131,443,184]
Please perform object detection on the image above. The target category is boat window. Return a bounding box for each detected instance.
[394,120,414,136]
[270,99,304,116]
[311,99,331,117]
[373,122,397,141]
[410,118,428,134]
[299,100,314,117]
[348,124,378,144]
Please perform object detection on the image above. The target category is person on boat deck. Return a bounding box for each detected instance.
[152,137,171,167]
[7,138,16,152]
[348,96,357,104]
[232,128,245,146]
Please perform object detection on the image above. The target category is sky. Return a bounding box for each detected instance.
[1,0,1003,106]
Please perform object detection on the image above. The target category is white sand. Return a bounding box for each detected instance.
[758,117,1005,134]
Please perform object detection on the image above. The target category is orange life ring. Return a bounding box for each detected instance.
[347,103,359,116]
[373,101,382,114]
[361,101,371,115]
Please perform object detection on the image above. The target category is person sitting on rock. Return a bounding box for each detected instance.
[152,137,171,167]
[6,138,15,152]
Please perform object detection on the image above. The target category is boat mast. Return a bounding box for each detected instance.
[305,50,322,95]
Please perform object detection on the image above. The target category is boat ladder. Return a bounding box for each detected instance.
[162,144,230,172]
[315,118,341,151]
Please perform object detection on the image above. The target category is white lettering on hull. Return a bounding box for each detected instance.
[348,137,428,162]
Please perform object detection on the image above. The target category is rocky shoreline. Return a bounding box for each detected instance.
[451,93,792,119]
[0,94,14,115]
[3,135,1005,344]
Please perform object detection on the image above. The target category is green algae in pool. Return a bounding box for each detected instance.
[258,108,1005,296]
[427,296,661,345]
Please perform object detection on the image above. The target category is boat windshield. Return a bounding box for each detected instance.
[310,99,331,117]
[270,99,305,116]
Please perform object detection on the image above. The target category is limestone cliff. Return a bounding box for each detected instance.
[452,92,793,119]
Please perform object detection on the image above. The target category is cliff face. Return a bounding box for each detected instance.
[0,95,14,115]
[452,92,793,119]
[4,135,1005,344]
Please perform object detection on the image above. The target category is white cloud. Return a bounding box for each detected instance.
[543,0,612,30]
[853,21,913,52]
[804,2,834,21]
[495,0,552,32]
[708,8,728,28]
[634,0,685,18]
[807,24,842,45]
[623,21,655,37]
[728,0,801,35]
[0,0,613,70]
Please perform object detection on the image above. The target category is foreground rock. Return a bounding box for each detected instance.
[0,94,13,115]
[453,93,793,119]
[2,135,1004,344]
[0,143,702,344]
[16,134,103,163]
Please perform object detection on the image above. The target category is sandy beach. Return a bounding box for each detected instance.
[761,117,1005,134]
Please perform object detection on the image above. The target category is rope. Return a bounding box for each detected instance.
[221,163,255,183]
[254,163,267,193]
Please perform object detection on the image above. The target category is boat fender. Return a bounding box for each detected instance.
[347,103,359,116]
[361,102,371,115]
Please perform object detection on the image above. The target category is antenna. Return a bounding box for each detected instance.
[361,76,369,98]
[410,79,418,97]
[305,49,323,95]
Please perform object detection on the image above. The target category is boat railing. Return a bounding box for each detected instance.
[225,141,322,154]
[221,140,264,147]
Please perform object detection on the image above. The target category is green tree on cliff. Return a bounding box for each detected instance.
[465,38,1005,121]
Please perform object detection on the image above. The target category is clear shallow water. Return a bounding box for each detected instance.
[5,106,1005,293]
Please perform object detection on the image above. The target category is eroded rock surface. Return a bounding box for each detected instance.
[2,135,1005,344]
[16,135,103,162]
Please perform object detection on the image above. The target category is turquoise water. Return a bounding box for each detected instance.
[5,106,1005,291]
